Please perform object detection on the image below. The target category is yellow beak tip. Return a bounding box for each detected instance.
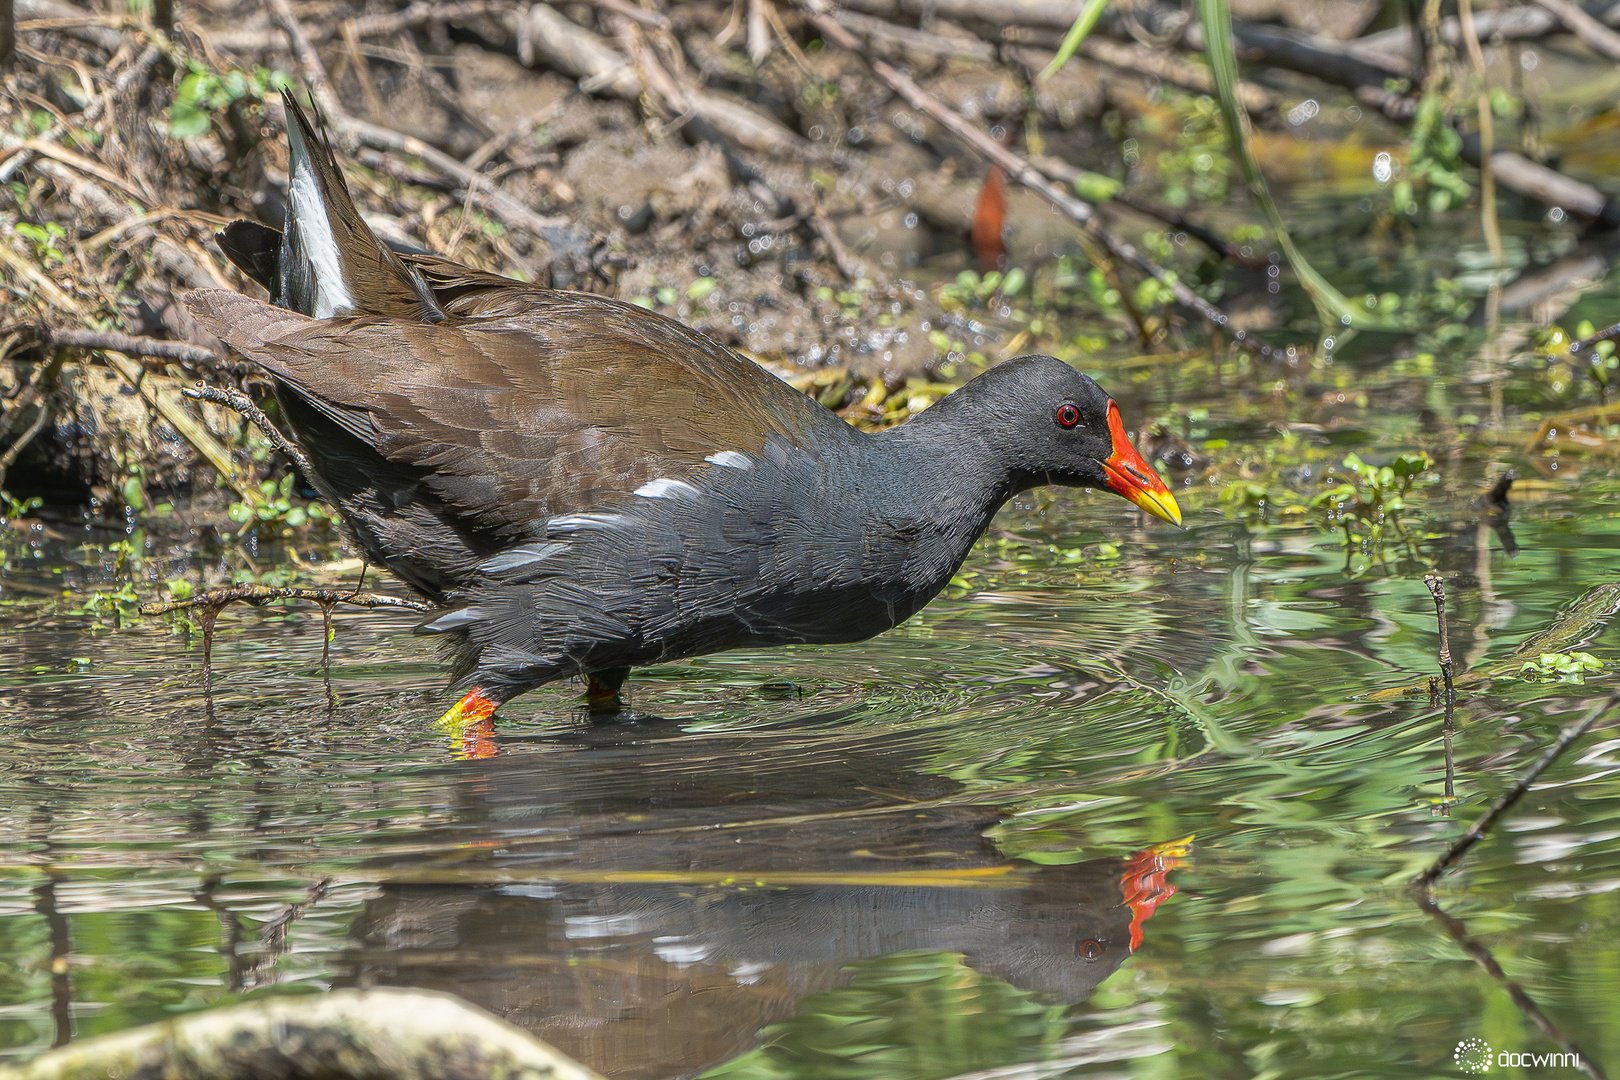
[1134,490,1183,527]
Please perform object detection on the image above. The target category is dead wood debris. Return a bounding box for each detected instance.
[0,986,607,1080]
[2,0,1617,526]
[141,579,431,696]
[800,0,1232,330]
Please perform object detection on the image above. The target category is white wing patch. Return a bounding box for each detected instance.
[478,542,565,574]
[705,450,753,470]
[633,477,701,499]
[548,512,630,534]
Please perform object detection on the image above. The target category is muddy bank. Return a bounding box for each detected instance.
[3,0,1619,530]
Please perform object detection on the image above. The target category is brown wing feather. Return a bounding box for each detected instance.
[186,288,834,533]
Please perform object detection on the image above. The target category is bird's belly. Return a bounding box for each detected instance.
[629,573,937,670]
[736,578,932,646]
[623,500,963,664]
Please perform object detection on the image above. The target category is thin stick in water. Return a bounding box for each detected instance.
[1410,685,1619,1080]
[1424,573,1458,807]
[1414,889,1608,1080]
[1418,686,1620,888]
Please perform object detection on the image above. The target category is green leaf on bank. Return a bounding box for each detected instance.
[1193,0,1402,334]
[168,62,279,140]
[1038,0,1112,81]
[1072,171,1123,203]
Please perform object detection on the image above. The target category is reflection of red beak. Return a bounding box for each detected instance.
[1119,836,1191,952]
[1101,401,1182,526]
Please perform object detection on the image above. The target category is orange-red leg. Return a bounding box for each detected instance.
[438,686,501,759]
[439,686,499,726]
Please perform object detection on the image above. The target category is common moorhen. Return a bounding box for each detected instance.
[187,98,1181,721]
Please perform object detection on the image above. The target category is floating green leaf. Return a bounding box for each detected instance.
[1517,651,1606,684]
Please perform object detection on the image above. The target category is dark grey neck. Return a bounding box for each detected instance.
[876,392,1029,510]
[863,403,1023,592]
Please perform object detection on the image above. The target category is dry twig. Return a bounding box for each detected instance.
[141,582,431,617]
[183,383,313,476]
[831,9,994,61]
[1016,37,1275,114]
[0,352,57,492]
[810,199,867,282]
[0,240,258,502]
[1423,574,1458,806]
[52,328,219,366]
[0,39,162,184]
[1531,0,1620,61]
[581,0,670,30]
[799,0,1230,331]
[519,2,819,160]
[345,0,516,38]
[264,0,573,261]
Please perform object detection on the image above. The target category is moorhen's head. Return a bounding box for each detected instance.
[931,354,1182,525]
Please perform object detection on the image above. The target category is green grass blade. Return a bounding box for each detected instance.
[1038,0,1112,82]
[1194,0,1401,332]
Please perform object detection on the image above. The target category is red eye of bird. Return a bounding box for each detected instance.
[1055,403,1081,428]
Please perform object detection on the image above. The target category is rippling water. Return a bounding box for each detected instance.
[2,468,1618,1078]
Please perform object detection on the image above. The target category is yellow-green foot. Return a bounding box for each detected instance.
[438,686,500,758]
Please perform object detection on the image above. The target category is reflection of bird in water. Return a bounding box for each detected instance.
[334,738,1187,1080]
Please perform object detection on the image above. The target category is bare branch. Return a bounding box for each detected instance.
[141,582,431,616]
[52,328,220,366]
[798,0,1231,330]
[183,382,313,476]
[1414,889,1608,1080]
[1417,686,1620,888]
[1531,0,1620,61]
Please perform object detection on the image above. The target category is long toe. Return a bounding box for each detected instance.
[438,686,499,728]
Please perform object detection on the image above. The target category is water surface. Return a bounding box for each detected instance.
[3,457,1617,1078]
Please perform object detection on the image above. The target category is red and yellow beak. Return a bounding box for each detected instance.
[1101,401,1182,527]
